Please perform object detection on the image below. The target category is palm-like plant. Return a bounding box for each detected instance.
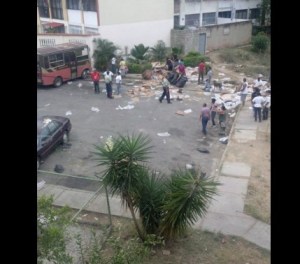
[130,44,150,63]
[150,40,168,62]
[93,133,154,240]
[135,170,166,235]
[93,38,118,71]
[159,169,219,240]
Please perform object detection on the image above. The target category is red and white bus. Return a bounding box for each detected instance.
[37,42,92,87]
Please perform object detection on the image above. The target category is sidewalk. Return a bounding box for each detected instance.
[38,99,270,251]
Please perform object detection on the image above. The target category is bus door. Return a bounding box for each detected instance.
[65,52,77,79]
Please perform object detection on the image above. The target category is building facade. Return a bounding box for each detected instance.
[37,0,262,56]
[174,0,262,28]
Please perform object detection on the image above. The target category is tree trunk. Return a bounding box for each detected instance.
[127,197,145,241]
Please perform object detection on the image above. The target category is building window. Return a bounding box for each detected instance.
[69,25,82,34]
[84,27,98,34]
[50,0,63,19]
[38,0,50,18]
[174,0,180,13]
[174,15,180,28]
[250,8,260,19]
[185,14,200,27]
[218,11,231,18]
[67,0,79,10]
[203,12,216,25]
[236,9,248,19]
[82,0,96,12]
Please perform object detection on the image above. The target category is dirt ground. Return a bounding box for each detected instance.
[206,47,270,224]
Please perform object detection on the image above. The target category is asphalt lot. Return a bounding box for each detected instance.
[37,76,230,189]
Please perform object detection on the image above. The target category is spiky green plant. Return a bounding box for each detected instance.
[93,133,154,240]
[92,38,118,71]
[130,43,150,62]
[159,169,219,240]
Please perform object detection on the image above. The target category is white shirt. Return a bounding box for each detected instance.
[111,57,116,65]
[241,81,248,94]
[103,71,114,83]
[264,96,271,108]
[116,75,122,84]
[252,95,265,108]
[254,79,263,88]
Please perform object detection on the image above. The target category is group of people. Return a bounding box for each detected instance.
[199,99,227,138]
[164,56,188,92]
[197,60,213,92]
[90,65,123,99]
[239,75,271,122]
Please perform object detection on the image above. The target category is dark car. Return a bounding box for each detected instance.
[37,115,72,169]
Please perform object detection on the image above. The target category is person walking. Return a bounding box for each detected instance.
[159,74,171,104]
[166,57,173,71]
[90,68,101,94]
[119,58,127,77]
[240,78,248,106]
[262,92,271,120]
[207,67,213,84]
[199,103,210,137]
[103,69,114,99]
[198,60,206,84]
[217,105,227,135]
[210,98,218,127]
[252,92,265,122]
[115,71,122,95]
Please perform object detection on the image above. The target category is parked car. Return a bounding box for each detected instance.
[37,115,72,169]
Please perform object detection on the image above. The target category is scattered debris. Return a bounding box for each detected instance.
[65,110,72,116]
[197,147,210,153]
[186,164,193,169]
[44,103,50,107]
[78,83,82,87]
[54,164,64,173]
[116,104,135,110]
[91,107,100,112]
[157,132,170,137]
[67,81,73,85]
[219,137,228,144]
[184,109,192,114]
[176,110,185,116]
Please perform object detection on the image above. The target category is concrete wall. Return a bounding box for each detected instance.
[171,21,252,54]
[99,0,174,53]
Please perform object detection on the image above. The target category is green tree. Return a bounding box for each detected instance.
[93,133,154,241]
[251,32,269,53]
[130,43,150,63]
[93,38,119,71]
[159,169,219,240]
[93,133,219,243]
[150,40,168,62]
[37,195,72,264]
[260,0,271,26]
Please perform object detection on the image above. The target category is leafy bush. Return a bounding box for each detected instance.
[251,32,269,53]
[183,51,209,67]
[127,62,152,74]
[130,44,150,62]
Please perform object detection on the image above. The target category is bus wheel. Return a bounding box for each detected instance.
[81,69,89,79]
[54,77,63,87]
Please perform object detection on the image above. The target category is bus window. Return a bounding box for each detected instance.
[49,53,64,68]
[44,56,49,69]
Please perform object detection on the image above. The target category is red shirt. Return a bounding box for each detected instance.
[199,62,205,72]
[91,71,100,82]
